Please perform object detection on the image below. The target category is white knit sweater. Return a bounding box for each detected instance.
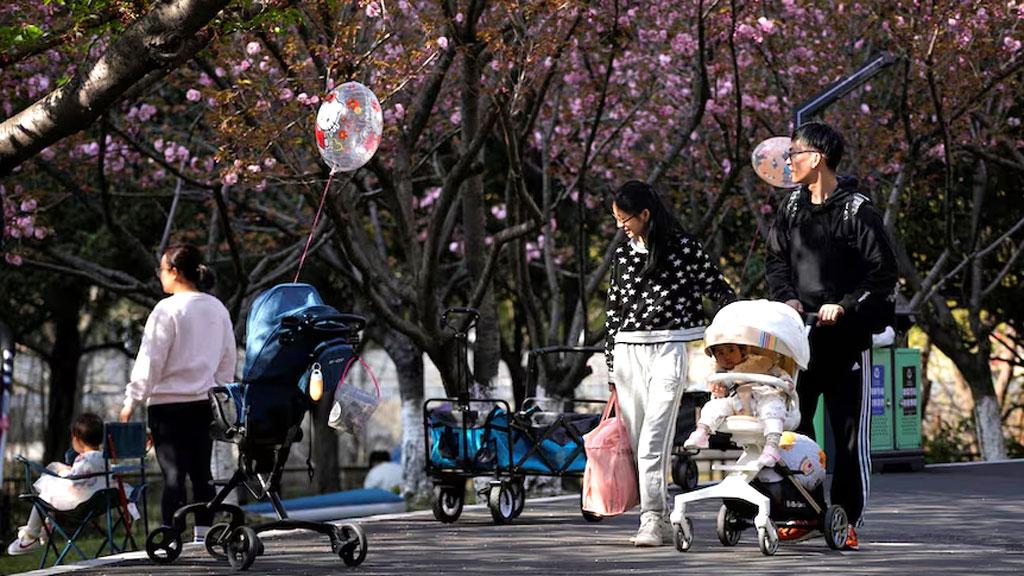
[124,292,237,410]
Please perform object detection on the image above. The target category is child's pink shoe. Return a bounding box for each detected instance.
[757,444,781,468]
[683,427,710,450]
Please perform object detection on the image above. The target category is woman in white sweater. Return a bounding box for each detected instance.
[120,244,236,536]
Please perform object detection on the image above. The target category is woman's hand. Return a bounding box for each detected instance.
[119,405,133,423]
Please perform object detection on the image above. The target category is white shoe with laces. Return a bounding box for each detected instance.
[193,525,211,544]
[630,513,673,547]
[6,527,42,556]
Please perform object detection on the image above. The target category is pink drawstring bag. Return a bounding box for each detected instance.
[582,389,639,517]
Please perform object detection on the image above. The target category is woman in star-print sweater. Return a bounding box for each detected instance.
[604,180,735,547]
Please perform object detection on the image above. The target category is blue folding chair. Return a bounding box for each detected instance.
[13,422,149,568]
[15,456,121,568]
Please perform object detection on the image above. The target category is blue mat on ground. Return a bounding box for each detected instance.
[243,488,405,521]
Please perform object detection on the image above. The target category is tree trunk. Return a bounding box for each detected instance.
[974,394,1007,461]
[460,38,499,396]
[44,286,85,463]
[379,329,429,500]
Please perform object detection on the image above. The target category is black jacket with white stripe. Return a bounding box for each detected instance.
[765,176,898,351]
[604,231,735,375]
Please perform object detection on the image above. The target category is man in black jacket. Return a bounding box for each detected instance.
[765,122,897,550]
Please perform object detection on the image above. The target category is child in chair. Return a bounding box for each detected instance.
[7,413,106,555]
[683,343,798,467]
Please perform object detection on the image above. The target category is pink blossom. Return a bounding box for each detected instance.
[5,253,23,266]
[20,199,37,212]
[760,203,774,215]
[658,54,672,66]
[365,2,381,18]
[34,228,47,240]
[1005,37,1022,53]
[756,17,776,34]
[154,138,164,152]
[247,164,261,173]
[279,88,294,101]
[394,103,405,120]
[245,41,261,56]
[490,205,507,220]
[222,172,238,186]
[455,12,464,23]
[263,157,277,168]
[860,103,871,115]
[186,88,202,102]
[437,36,449,50]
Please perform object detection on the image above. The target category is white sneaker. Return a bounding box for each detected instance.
[631,513,672,547]
[193,526,211,544]
[6,527,42,556]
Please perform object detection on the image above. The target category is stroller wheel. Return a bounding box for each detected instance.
[488,484,516,524]
[672,456,700,492]
[757,520,779,556]
[205,522,232,560]
[510,478,527,519]
[145,526,182,564]
[822,504,849,550]
[226,525,259,571]
[716,505,742,547]
[432,484,465,523]
[673,518,694,552]
[336,523,368,567]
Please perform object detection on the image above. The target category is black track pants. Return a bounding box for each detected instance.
[795,336,872,526]
[148,400,215,527]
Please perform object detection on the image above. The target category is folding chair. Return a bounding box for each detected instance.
[14,456,123,569]
[103,421,150,552]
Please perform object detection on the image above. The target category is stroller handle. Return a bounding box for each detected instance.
[208,386,241,439]
[706,372,789,391]
[311,313,366,334]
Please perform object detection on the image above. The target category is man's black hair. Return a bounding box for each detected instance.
[792,121,845,171]
[369,450,391,467]
[71,413,104,449]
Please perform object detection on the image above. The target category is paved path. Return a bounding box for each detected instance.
[20,460,1024,575]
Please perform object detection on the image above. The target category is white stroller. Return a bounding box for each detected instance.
[669,300,849,555]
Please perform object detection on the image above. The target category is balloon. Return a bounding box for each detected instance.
[751,136,799,189]
[314,82,383,173]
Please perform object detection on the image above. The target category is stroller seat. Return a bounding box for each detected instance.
[670,300,848,556]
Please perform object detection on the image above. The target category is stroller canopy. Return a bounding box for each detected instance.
[703,299,810,370]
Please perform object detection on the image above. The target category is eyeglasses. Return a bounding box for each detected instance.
[784,148,818,161]
[614,214,636,226]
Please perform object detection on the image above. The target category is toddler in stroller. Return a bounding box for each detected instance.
[682,311,801,468]
[670,299,849,556]
[144,283,368,571]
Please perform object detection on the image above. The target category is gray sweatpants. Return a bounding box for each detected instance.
[613,341,688,517]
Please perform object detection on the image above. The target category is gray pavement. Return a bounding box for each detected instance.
[20,460,1024,575]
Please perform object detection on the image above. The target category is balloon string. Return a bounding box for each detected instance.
[294,171,334,283]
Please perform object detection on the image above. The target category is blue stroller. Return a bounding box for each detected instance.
[143,283,368,571]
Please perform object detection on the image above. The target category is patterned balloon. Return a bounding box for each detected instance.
[751,136,798,189]
[314,82,383,173]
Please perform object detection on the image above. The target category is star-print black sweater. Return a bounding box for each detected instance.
[604,231,736,375]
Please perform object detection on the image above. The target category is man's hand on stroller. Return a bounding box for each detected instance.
[817,303,845,326]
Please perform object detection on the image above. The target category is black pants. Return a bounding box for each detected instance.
[148,400,215,527]
[795,329,872,526]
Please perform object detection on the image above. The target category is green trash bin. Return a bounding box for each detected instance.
[811,346,925,472]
